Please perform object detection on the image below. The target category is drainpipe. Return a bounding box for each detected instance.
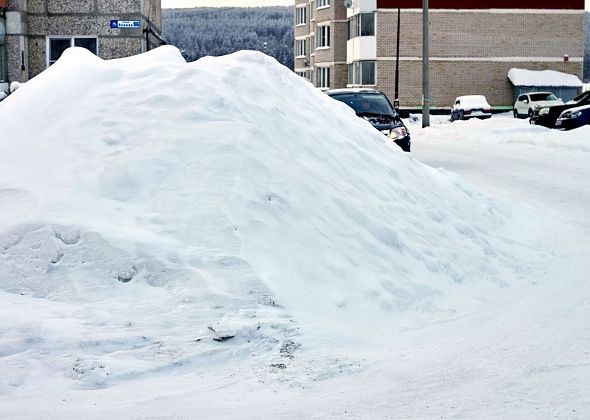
[0,4,7,86]
[144,26,150,51]
[422,0,430,128]
[394,7,400,110]
[4,0,28,82]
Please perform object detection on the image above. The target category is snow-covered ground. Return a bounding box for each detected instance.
[0,48,589,419]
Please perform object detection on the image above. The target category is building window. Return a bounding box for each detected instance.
[317,0,330,8]
[349,61,376,85]
[296,6,307,25]
[295,39,307,57]
[0,46,7,83]
[316,66,330,89]
[348,13,376,40]
[48,36,98,66]
[317,25,330,49]
[296,70,310,81]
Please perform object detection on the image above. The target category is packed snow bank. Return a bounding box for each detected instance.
[0,47,549,393]
[408,115,590,153]
[508,68,583,87]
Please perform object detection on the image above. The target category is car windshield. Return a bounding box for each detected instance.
[529,93,557,101]
[573,91,590,104]
[330,93,396,117]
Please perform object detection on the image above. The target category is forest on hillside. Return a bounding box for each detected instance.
[162,7,294,70]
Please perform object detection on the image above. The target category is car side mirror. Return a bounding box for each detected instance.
[523,99,529,104]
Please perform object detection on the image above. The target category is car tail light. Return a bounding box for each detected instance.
[464,110,471,115]
[484,108,491,113]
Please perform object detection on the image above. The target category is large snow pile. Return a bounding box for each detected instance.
[508,68,583,87]
[0,47,547,395]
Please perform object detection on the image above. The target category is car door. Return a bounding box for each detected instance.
[517,94,528,114]
[515,95,524,114]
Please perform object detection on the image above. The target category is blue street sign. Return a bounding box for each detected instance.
[110,20,141,29]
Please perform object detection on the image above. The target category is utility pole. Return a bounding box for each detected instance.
[394,7,400,110]
[422,0,430,128]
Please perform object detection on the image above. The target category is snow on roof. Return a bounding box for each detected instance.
[508,68,583,88]
[327,88,379,94]
[456,95,490,107]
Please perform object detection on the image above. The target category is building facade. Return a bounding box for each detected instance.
[0,0,162,91]
[294,0,585,108]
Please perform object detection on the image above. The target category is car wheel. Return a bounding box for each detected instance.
[528,109,534,118]
[513,109,519,118]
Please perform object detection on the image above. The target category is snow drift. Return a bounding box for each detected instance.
[0,47,545,392]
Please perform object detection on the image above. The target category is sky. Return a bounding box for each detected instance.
[161,0,590,10]
[162,0,292,7]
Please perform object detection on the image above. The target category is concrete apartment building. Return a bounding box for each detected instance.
[0,0,162,90]
[294,0,586,108]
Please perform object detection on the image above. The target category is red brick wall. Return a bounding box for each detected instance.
[377,0,584,9]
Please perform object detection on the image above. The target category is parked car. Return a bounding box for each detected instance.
[513,92,563,119]
[555,104,590,130]
[327,88,411,152]
[450,95,492,121]
[530,90,590,128]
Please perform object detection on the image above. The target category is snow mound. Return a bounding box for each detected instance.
[0,47,545,391]
[409,115,590,153]
[508,68,583,87]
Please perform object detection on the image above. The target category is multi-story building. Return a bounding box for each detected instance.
[294,0,348,89]
[0,0,163,91]
[294,0,586,109]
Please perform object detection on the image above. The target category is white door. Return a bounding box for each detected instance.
[516,94,529,115]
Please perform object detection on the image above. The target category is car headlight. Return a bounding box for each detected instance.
[533,104,540,110]
[539,108,550,116]
[561,111,582,119]
[388,126,408,140]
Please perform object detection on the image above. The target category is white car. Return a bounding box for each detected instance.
[513,92,563,119]
[450,95,492,121]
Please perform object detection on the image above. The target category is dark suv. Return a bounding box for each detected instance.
[327,89,411,152]
[530,90,590,128]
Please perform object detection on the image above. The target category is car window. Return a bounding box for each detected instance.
[455,100,460,106]
[573,91,590,103]
[518,95,526,101]
[529,93,557,101]
[330,93,396,117]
